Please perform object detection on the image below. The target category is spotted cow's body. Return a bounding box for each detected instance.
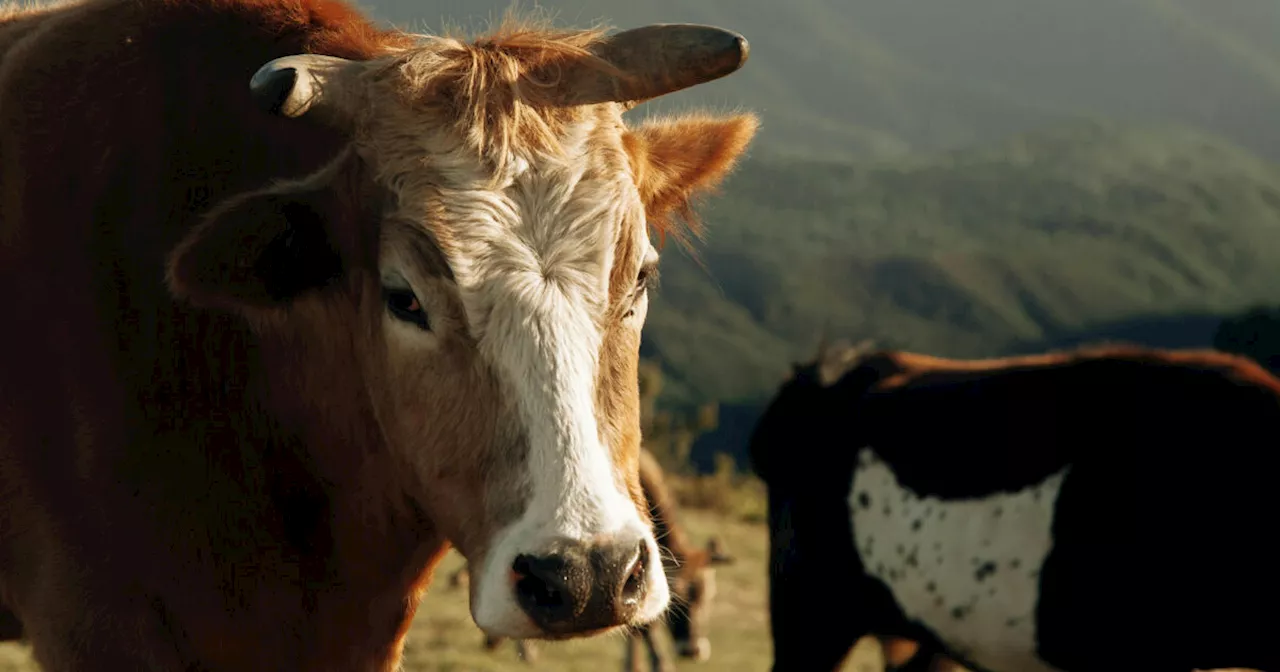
[751,341,1280,672]
[0,1,757,669]
[850,449,1064,672]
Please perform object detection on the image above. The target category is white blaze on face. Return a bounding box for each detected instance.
[441,136,667,636]
[848,447,1068,672]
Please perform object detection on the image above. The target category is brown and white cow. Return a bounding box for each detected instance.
[452,447,735,670]
[0,0,757,669]
[751,339,1280,672]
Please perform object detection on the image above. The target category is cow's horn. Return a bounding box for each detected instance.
[542,24,749,107]
[250,54,356,120]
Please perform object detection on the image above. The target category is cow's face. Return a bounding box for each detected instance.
[165,22,757,640]
[666,537,734,661]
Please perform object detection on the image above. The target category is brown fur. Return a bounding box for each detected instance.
[0,3,440,668]
[855,343,1280,392]
[624,113,760,249]
[0,0,757,670]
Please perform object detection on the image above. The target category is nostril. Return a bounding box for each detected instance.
[513,541,647,634]
[619,540,648,604]
[512,553,569,618]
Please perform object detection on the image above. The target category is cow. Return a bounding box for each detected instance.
[448,447,736,671]
[0,0,759,669]
[749,338,1280,672]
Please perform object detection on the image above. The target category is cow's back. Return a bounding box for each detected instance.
[1035,359,1280,670]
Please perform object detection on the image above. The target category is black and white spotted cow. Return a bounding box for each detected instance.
[749,340,1280,672]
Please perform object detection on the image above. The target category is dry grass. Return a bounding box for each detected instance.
[664,458,770,524]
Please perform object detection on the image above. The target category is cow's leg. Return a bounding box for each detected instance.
[483,633,506,651]
[888,651,936,672]
[928,656,972,672]
[0,605,23,641]
[882,637,951,672]
[642,627,674,672]
[881,637,919,669]
[515,639,538,664]
[622,629,646,672]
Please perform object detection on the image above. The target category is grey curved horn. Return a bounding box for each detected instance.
[539,24,750,107]
[250,54,355,119]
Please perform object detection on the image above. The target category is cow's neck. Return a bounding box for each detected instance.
[265,339,445,667]
[161,325,447,670]
[311,500,448,671]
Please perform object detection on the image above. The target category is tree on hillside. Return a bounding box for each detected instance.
[638,359,720,475]
[1213,305,1280,375]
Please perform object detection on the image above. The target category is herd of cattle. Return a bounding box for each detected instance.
[0,0,1275,671]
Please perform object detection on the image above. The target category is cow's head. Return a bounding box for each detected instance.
[749,338,878,485]
[666,536,734,661]
[165,20,757,640]
[748,336,891,670]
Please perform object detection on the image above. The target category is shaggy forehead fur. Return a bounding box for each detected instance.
[372,21,616,173]
[333,18,700,337]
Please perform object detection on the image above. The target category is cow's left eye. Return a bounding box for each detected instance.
[384,287,430,330]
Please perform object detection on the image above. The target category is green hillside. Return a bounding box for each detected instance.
[641,120,1280,405]
[364,0,1280,162]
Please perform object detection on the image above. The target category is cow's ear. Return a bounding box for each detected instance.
[167,185,346,312]
[624,112,759,243]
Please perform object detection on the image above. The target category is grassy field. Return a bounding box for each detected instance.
[0,477,893,672]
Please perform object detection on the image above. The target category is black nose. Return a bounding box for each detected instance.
[512,538,648,634]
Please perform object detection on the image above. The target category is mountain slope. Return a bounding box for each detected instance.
[639,120,1280,404]
[362,0,1280,161]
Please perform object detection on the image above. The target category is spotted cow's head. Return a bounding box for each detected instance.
[749,337,879,486]
[165,20,758,640]
[748,337,883,669]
